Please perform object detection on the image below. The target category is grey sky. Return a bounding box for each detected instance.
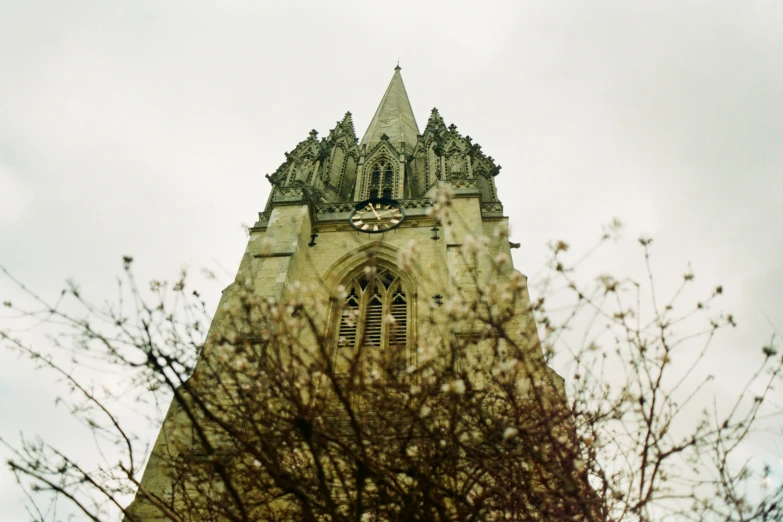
[1,1,782,519]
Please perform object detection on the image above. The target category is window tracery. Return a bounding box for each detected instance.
[367,159,394,199]
[336,266,408,359]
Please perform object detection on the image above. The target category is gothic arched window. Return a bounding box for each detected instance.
[336,266,408,358]
[368,159,394,199]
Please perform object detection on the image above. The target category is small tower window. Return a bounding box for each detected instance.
[368,160,394,199]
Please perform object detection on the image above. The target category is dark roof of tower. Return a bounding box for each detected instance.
[360,65,420,149]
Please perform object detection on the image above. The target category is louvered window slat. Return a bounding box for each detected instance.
[337,291,359,349]
[389,292,407,347]
[365,294,384,347]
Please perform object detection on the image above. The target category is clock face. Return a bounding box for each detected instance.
[349,199,405,233]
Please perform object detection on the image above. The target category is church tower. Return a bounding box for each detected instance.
[125,67,570,521]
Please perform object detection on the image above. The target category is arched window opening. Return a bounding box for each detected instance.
[368,160,394,199]
[335,266,408,357]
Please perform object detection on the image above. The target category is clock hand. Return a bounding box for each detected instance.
[376,208,401,218]
[369,203,381,220]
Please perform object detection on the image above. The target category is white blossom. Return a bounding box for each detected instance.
[441,379,466,395]
[417,344,434,362]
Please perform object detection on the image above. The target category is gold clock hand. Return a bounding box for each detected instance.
[369,203,381,220]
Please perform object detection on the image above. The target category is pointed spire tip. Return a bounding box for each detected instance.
[361,65,419,147]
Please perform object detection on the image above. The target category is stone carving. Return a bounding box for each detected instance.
[295,158,314,183]
[448,179,478,190]
[275,186,305,198]
[449,157,463,175]
[481,202,504,213]
[314,199,434,220]
[265,172,283,187]
[400,198,434,209]
[316,203,356,214]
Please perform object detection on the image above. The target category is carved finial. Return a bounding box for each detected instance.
[309,129,318,139]
[380,133,390,141]
[395,60,401,71]
[448,123,457,132]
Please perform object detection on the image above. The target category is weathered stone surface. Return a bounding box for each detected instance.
[360,65,419,151]
[125,66,561,521]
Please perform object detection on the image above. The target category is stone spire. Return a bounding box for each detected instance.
[360,65,420,150]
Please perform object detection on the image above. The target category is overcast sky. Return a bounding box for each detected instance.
[1,1,782,519]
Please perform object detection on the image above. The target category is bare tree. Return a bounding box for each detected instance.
[1,208,780,521]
